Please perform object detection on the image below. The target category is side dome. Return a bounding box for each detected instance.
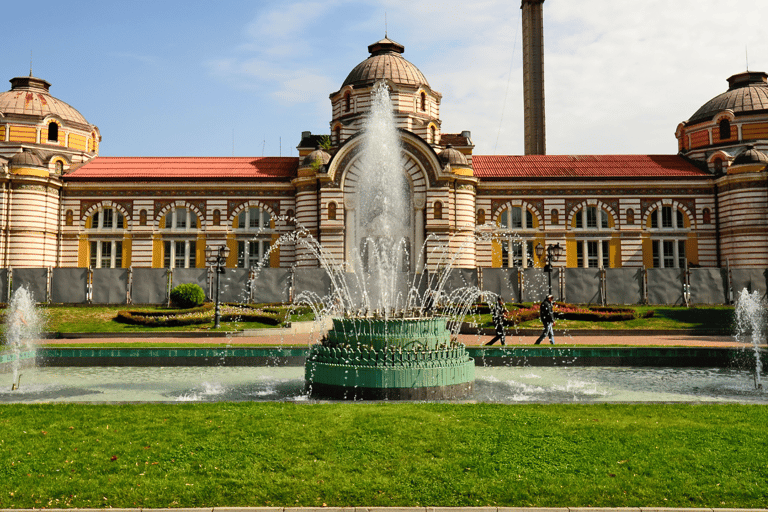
[438,145,468,166]
[301,147,331,168]
[0,76,90,126]
[687,71,768,124]
[342,38,429,88]
[9,149,44,168]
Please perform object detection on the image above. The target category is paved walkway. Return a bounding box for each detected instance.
[44,329,756,349]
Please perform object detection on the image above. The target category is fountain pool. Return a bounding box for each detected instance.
[2,365,767,404]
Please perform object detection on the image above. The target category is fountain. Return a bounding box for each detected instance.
[300,82,476,399]
[3,286,44,390]
[733,288,767,389]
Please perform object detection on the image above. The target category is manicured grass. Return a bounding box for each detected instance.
[24,305,314,334]
[1,403,766,508]
[3,304,736,337]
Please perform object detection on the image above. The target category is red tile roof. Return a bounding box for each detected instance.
[472,154,710,179]
[65,157,299,181]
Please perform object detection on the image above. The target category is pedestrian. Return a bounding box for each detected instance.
[485,296,507,346]
[534,294,555,345]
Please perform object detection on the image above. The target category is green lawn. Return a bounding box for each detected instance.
[1,402,766,509]
[9,305,314,335]
[0,304,736,336]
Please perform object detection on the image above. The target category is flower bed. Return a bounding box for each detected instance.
[115,303,288,327]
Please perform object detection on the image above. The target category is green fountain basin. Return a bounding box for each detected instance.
[305,316,474,400]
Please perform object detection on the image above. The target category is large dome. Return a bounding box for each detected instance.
[687,71,768,125]
[342,38,429,88]
[0,75,90,126]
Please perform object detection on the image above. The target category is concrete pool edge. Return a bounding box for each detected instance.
[16,346,765,368]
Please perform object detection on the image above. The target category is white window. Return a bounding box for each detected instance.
[237,240,270,268]
[652,240,686,268]
[164,240,196,269]
[501,239,533,268]
[90,240,123,268]
[576,240,609,268]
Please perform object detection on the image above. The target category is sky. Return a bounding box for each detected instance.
[2,0,767,158]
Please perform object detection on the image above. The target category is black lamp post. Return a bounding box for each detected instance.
[206,244,230,329]
[535,242,563,297]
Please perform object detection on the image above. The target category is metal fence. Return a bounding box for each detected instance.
[2,266,766,306]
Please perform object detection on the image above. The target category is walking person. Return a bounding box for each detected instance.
[534,294,556,345]
[485,296,507,346]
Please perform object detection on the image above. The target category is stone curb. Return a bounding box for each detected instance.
[4,508,766,512]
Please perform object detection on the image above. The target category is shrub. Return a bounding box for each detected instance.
[170,283,206,309]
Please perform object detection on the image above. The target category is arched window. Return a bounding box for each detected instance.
[713,158,723,173]
[626,208,635,225]
[702,208,711,225]
[47,122,58,142]
[572,205,611,229]
[719,119,731,141]
[65,210,74,227]
[647,204,689,269]
[344,92,351,112]
[551,209,559,225]
[213,209,221,227]
[477,209,486,225]
[55,160,64,174]
[430,126,436,143]
[420,92,426,112]
[235,205,273,269]
[163,207,197,230]
[139,209,147,226]
[334,126,341,145]
[328,202,337,221]
[88,206,126,269]
[497,206,537,268]
[90,207,124,230]
[434,201,443,220]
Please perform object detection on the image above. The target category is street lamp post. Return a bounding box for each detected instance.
[206,244,230,329]
[535,242,563,297]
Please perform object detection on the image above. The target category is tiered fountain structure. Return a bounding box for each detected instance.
[302,82,476,400]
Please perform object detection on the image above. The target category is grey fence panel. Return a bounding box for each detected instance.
[563,268,602,304]
[293,268,332,303]
[481,268,519,302]
[731,268,768,298]
[92,268,129,304]
[522,268,557,302]
[51,268,88,304]
[172,269,209,298]
[12,268,47,303]
[218,268,250,303]
[251,268,291,304]
[131,268,168,304]
[0,269,6,303]
[605,268,644,304]
[647,268,684,305]
[442,268,478,295]
[690,268,727,305]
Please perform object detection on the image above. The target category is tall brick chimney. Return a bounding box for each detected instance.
[521,0,546,155]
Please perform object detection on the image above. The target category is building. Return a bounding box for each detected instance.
[1,14,766,275]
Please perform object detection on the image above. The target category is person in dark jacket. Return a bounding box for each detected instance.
[534,294,555,345]
[485,296,507,346]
